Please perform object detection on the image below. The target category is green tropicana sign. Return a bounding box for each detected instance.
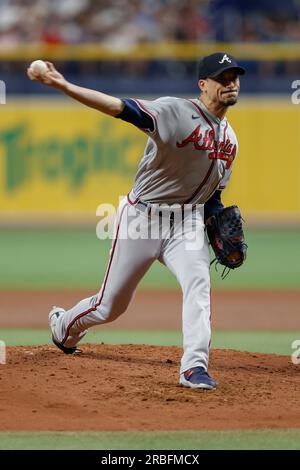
[0,124,138,192]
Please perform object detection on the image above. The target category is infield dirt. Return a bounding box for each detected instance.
[1,344,300,431]
[1,288,300,431]
[1,289,299,330]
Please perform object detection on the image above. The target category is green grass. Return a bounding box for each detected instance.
[0,229,299,290]
[0,429,300,450]
[1,329,299,356]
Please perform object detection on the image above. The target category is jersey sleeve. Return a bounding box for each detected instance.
[218,166,233,191]
[116,97,179,142]
[116,98,155,133]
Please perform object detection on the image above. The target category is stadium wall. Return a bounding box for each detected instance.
[0,97,299,225]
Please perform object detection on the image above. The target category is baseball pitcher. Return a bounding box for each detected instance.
[28,52,247,390]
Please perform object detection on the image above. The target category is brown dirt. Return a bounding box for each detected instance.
[1,289,300,330]
[1,289,299,432]
[1,344,299,431]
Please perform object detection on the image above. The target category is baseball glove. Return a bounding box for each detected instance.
[205,205,247,277]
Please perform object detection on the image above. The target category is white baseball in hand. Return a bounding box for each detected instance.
[28,60,48,80]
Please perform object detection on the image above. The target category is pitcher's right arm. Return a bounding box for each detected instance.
[27,61,124,117]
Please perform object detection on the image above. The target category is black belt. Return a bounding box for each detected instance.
[135,200,151,214]
[136,201,175,233]
[135,200,197,215]
[135,200,178,216]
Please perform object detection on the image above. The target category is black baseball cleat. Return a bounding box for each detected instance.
[51,335,79,354]
[49,306,86,355]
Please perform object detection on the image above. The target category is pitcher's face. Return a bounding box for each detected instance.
[199,70,240,107]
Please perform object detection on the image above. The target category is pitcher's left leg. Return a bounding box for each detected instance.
[160,210,212,375]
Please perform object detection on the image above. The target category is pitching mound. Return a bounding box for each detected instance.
[1,344,299,431]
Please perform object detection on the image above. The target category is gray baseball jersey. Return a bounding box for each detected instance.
[128,97,237,205]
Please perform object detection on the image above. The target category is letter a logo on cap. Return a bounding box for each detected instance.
[219,54,231,64]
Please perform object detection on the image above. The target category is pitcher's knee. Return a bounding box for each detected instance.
[95,293,131,323]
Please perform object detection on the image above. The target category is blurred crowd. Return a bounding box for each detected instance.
[0,0,211,46]
[0,0,299,95]
[214,0,300,42]
[0,0,300,46]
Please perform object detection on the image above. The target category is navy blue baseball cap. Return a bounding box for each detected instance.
[197,52,246,80]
